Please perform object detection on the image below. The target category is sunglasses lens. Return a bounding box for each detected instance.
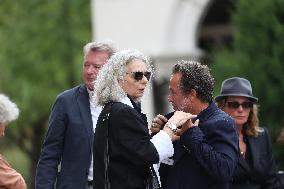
[144,72,151,80]
[133,72,151,81]
[227,101,253,109]
[227,102,240,109]
[242,101,253,109]
[133,72,144,80]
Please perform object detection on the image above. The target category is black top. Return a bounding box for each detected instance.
[231,127,280,189]
[93,99,159,189]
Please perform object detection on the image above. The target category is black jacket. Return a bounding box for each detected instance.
[231,127,280,189]
[93,100,159,189]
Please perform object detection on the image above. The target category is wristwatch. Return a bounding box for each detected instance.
[164,122,177,133]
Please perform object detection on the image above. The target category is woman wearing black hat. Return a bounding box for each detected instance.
[215,77,280,189]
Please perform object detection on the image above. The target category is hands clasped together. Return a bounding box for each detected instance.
[151,111,199,141]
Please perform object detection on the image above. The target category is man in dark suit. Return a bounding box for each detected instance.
[151,61,239,189]
[35,41,116,189]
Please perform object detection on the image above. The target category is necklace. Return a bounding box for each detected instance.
[239,134,247,158]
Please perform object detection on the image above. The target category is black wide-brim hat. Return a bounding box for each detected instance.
[215,77,258,102]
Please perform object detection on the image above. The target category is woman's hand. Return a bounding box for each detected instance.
[167,111,196,127]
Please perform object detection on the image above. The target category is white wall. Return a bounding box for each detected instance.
[91,0,211,123]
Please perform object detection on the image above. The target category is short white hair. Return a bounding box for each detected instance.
[0,94,19,123]
[83,40,117,57]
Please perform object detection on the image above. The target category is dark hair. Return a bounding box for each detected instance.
[172,60,214,103]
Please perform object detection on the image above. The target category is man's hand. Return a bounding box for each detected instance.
[167,111,197,127]
[150,114,168,134]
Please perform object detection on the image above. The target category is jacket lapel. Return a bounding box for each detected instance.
[77,85,93,150]
[246,136,259,168]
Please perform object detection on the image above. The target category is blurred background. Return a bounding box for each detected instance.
[0,0,283,188]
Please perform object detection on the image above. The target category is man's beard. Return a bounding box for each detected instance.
[176,98,191,113]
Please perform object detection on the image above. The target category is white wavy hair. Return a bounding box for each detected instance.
[0,94,19,123]
[94,49,152,106]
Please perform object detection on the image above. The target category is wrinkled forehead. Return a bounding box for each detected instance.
[169,73,182,89]
[84,50,109,63]
[126,59,148,72]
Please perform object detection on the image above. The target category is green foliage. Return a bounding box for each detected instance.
[0,0,91,186]
[211,0,284,168]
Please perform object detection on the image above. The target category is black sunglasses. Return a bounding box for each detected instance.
[226,101,253,109]
[127,71,151,81]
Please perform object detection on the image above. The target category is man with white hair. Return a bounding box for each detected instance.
[0,94,26,189]
[35,41,116,189]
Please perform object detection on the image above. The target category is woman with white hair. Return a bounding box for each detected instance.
[0,94,26,189]
[93,49,194,189]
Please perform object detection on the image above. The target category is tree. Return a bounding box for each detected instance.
[0,0,91,186]
[211,0,284,168]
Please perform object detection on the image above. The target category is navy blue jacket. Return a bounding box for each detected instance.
[35,85,93,189]
[165,102,239,189]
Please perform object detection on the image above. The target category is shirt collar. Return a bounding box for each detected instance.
[86,88,97,104]
[117,96,134,108]
[196,101,217,122]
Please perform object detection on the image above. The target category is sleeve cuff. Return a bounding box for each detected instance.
[150,130,174,162]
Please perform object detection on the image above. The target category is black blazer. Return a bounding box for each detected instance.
[94,100,159,189]
[231,127,280,189]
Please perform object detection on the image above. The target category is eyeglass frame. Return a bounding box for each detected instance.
[225,100,254,109]
[125,71,152,81]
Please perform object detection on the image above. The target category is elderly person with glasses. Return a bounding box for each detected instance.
[0,94,26,189]
[215,77,280,189]
[93,49,195,189]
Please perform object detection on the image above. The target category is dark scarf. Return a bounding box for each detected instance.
[128,96,148,126]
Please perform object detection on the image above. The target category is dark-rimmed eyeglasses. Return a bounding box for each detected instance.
[226,101,253,109]
[126,71,151,81]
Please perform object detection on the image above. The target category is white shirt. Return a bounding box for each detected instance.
[87,90,102,181]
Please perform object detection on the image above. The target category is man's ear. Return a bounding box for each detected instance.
[192,89,197,96]
[189,89,197,101]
